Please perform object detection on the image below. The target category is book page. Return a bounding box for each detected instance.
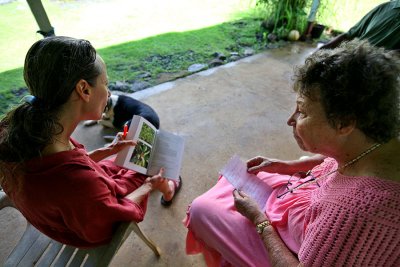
[220,155,272,211]
[147,129,184,181]
[114,116,157,174]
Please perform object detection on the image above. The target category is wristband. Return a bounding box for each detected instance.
[256,220,271,234]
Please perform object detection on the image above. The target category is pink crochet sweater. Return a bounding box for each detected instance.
[298,159,400,266]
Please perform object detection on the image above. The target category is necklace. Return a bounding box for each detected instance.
[279,143,382,197]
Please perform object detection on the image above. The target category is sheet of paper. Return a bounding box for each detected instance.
[220,155,272,211]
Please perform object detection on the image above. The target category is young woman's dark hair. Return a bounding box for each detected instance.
[294,40,400,143]
[0,36,101,186]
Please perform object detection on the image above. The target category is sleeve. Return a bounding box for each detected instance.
[56,164,149,244]
[97,159,148,196]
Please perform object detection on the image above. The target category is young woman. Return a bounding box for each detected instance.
[0,36,179,248]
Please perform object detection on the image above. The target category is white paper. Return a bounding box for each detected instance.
[220,155,272,211]
[147,129,184,181]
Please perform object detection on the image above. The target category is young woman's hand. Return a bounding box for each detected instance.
[106,132,136,155]
[145,168,166,190]
[88,132,136,162]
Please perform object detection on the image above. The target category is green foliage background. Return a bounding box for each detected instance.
[256,0,386,31]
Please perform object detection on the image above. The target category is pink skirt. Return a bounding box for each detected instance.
[183,170,321,267]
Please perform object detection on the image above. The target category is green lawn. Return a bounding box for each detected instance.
[0,0,386,116]
[0,17,264,114]
[0,0,257,72]
[0,0,262,115]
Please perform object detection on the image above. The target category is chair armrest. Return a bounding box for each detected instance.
[0,189,15,209]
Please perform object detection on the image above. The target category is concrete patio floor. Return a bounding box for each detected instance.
[0,42,317,266]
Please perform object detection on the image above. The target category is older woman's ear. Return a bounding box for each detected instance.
[336,120,356,136]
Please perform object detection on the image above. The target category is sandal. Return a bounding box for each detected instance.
[161,176,182,206]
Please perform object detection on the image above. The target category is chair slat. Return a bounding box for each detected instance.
[36,241,64,267]
[68,249,88,266]
[53,246,76,267]
[4,224,43,267]
[17,231,52,266]
[84,245,109,267]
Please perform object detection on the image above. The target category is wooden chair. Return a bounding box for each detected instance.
[0,189,161,267]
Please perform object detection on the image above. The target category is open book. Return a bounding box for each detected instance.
[114,115,184,181]
[220,155,273,211]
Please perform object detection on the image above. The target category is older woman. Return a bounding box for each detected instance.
[0,36,179,248]
[183,40,400,266]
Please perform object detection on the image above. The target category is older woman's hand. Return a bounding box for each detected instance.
[247,156,288,174]
[233,189,268,225]
[247,155,326,175]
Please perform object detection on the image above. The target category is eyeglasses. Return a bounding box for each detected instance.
[277,170,320,199]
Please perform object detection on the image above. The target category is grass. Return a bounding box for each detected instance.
[0,0,263,115]
[0,17,265,115]
[100,19,264,82]
[0,0,387,116]
[0,0,258,72]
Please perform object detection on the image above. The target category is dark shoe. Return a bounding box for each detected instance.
[161,176,182,206]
